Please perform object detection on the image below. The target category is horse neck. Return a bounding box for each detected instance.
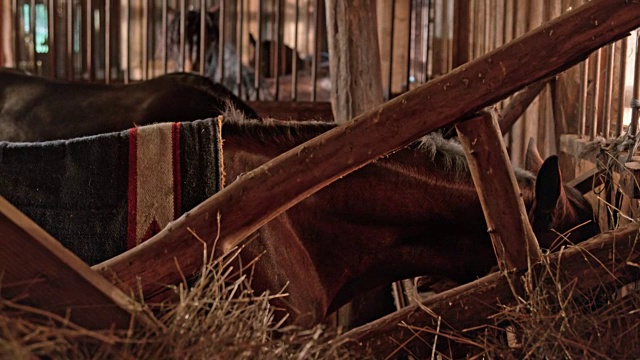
[220,118,334,180]
[222,123,538,324]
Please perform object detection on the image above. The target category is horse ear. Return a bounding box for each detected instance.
[535,155,565,214]
[525,137,544,174]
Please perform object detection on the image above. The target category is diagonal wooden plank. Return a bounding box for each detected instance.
[0,196,156,330]
[456,110,541,271]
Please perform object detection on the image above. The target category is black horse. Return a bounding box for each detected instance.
[0,69,258,141]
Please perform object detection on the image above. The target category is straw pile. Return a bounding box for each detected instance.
[0,246,368,359]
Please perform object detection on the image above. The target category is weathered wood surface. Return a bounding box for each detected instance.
[0,197,156,330]
[340,222,640,358]
[499,79,550,135]
[325,0,387,327]
[456,110,541,271]
[452,0,471,67]
[95,0,640,303]
[325,0,384,124]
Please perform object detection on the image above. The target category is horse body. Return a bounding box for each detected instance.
[0,70,257,141]
[0,115,598,327]
[220,118,598,326]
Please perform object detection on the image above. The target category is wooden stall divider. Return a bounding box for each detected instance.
[0,197,158,330]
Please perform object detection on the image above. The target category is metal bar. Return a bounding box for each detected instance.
[217,0,225,82]
[254,0,262,99]
[590,48,602,139]
[405,0,412,91]
[161,0,167,74]
[30,0,36,72]
[199,0,205,75]
[66,0,73,79]
[602,43,615,138]
[149,0,154,78]
[578,58,589,136]
[387,0,396,99]
[86,0,92,81]
[237,0,244,97]
[179,0,185,72]
[413,0,421,83]
[10,0,18,67]
[48,0,56,77]
[630,34,640,137]
[422,0,431,82]
[124,0,129,83]
[616,37,628,137]
[311,0,321,101]
[274,0,282,100]
[105,0,110,83]
[291,0,299,100]
[142,0,148,80]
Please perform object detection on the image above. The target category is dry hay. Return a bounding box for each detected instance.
[0,244,369,360]
[396,254,640,359]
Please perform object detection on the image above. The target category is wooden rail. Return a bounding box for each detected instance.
[0,197,157,330]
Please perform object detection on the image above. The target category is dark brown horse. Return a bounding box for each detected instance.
[0,69,257,142]
[0,115,598,327]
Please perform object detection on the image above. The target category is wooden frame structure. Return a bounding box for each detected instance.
[2,1,640,357]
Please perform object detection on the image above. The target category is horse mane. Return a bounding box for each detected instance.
[415,133,535,183]
[221,107,535,184]
[221,106,335,146]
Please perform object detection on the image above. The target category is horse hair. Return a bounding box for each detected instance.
[221,106,536,183]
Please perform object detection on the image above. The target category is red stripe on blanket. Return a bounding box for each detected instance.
[172,122,181,219]
[126,127,138,250]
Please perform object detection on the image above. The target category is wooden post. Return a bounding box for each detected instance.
[1,0,13,67]
[0,197,157,330]
[325,0,387,326]
[452,0,471,67]
[95,0,640,304]
[456,110,541,271]
[325,0,384,123]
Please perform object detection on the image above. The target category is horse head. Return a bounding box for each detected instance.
[525,138,599,249]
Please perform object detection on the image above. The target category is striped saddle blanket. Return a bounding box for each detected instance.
[0,118,223,265]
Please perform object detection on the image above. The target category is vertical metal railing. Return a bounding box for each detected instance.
[291,0,299,100]
[237,0,244,97]
[48,0,56,76]
[616,37,628,137]
[253,0,261,99]
[310,0,321,101]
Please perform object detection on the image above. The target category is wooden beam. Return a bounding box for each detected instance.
[325,0,387,326]
[566,167,605,194]
[0,197,157,330]
[95,0,640,303]
[340,222,640,358]
[499,78,550,135]
[456,110,541,271]
[325,0,384,123]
